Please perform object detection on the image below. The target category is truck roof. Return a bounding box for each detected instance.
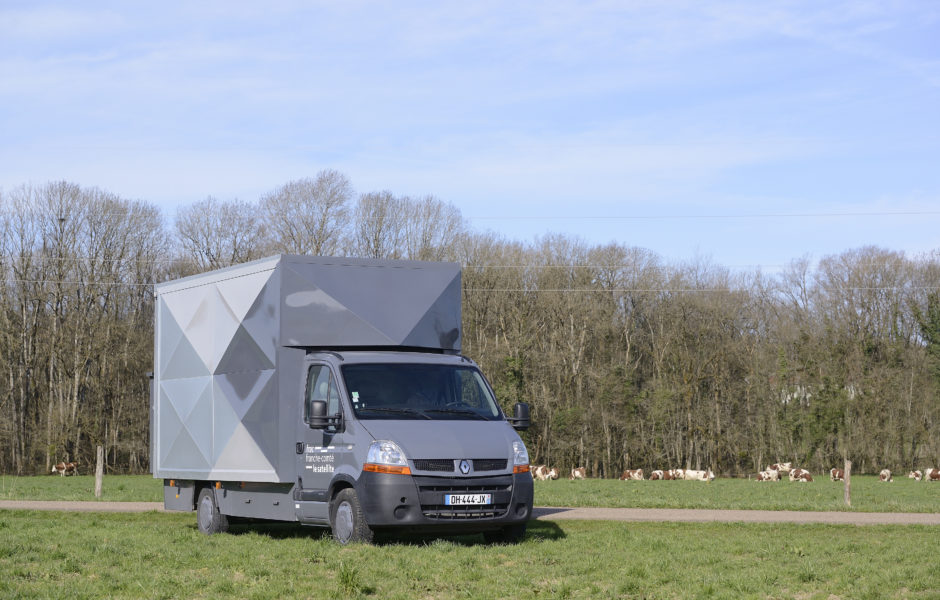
[307,350,478,367]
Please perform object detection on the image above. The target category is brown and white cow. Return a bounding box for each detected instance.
[924,468,940,482]
[51,461,77,476]
[531,465,549,481]
[547,467,560,480]
[570,467,586,480]
[789,468,812,482]
[665,469,681,480]
[683,469,715,481]
[767,462,792,475]
[879,469,893,482]
[756,469,779,482]
[908,470,922,481]
[830,468,844,482]
[619,469,644,481]
[649,470,664,480]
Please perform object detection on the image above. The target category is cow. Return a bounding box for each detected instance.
[547,467,560,480]
[531,465,549,481]
[879,469,893,482]
[570,467,586,480]
[51,462,77,476]
[665,469,681,480]
[649,470,664,480]
[671,468,685,480]
[756,470,778,482]
[767,462,792,475]
[830,468,844,482]
[908,470,922,481]
[925,468,940,482]
[619,469,644,481]
[683,469,715,481]
[789,468,812,482]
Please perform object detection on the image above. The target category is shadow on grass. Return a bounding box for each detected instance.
[199,517,568,546]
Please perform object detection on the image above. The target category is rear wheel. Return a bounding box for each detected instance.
[330,488,373,544]
[196,487,229,535]
[483,522,527,544]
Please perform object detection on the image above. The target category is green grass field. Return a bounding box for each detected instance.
[1,510,938,599]
[533,476,940,513]
[3,474,937,513]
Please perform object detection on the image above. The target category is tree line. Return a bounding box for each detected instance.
[1,175,938,477]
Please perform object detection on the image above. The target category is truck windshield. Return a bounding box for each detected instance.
[341,363,502,421]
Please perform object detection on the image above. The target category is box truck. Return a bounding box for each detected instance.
[151,255,533,543]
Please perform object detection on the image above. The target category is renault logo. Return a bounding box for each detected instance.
[459,459,471,475]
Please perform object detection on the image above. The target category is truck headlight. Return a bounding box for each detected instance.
[512,440,530,474]
[363,440,412,475]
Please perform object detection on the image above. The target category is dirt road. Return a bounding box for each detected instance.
[2,500,939,525]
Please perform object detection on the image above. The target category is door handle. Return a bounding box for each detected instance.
[296,442,304,454]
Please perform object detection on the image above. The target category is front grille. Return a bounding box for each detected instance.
[411,458,508,473]
[415,475,513,520]
[413,459,455,472]
[472,459,507,471]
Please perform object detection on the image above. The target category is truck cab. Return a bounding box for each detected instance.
[294,351,532,543]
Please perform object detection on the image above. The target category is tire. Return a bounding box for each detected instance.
[196,487,229,535]
[483,522,527,544]
[330,488,373,545]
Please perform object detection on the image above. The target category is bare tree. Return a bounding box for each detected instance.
[352,191,404,259]
[401,195,466,261]
[175,196,264,270]
[260,169,353,256]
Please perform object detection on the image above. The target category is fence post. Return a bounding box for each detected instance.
[844,459,851,507]
[95,445,104,499]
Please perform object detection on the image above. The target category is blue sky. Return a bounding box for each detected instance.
[1,1,938,270]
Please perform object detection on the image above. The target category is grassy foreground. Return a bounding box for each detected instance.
[1,510,938,599]
[3,474,938,513]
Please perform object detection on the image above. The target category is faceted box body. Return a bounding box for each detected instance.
[151,255,461,483]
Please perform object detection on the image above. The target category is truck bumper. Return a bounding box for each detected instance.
[357,471,533,533]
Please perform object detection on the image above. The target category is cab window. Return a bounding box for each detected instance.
[305,365,342,432]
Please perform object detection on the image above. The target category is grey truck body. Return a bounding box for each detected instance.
[151,255,532,538]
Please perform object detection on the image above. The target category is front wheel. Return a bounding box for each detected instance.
[196,488,229,535]
[330,488,374,544]
[483,522,527,544]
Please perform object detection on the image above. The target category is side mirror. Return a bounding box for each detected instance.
[309,400,329,429]
[508,402,530,431]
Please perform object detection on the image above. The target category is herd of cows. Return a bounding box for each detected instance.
[530,463,940,483]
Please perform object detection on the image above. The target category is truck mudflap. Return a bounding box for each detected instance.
[357,471,533,532]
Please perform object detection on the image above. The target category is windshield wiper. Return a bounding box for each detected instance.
[424,407,489,420]
[357,406,432,420]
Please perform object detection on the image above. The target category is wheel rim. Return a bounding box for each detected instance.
[334,501,354,543]
[198,495,213,531]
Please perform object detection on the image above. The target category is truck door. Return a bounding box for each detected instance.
[295,362,348,522]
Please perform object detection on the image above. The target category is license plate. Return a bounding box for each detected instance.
[444,493,492,506]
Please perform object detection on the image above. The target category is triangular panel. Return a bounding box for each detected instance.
[239,271,280,366]
[161,427,211,471]
[402,274,462,350]
[160,284,207,340]
[161,332,211,380]
[157,303,185,376]
[215,325,275,375]
[212,423,276,474]
[158,393,185,464]
[216,269,274,324]
[215,369,275,420]
[281,264,392,346]
[183,381,214,464]
[160,376,212,424]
